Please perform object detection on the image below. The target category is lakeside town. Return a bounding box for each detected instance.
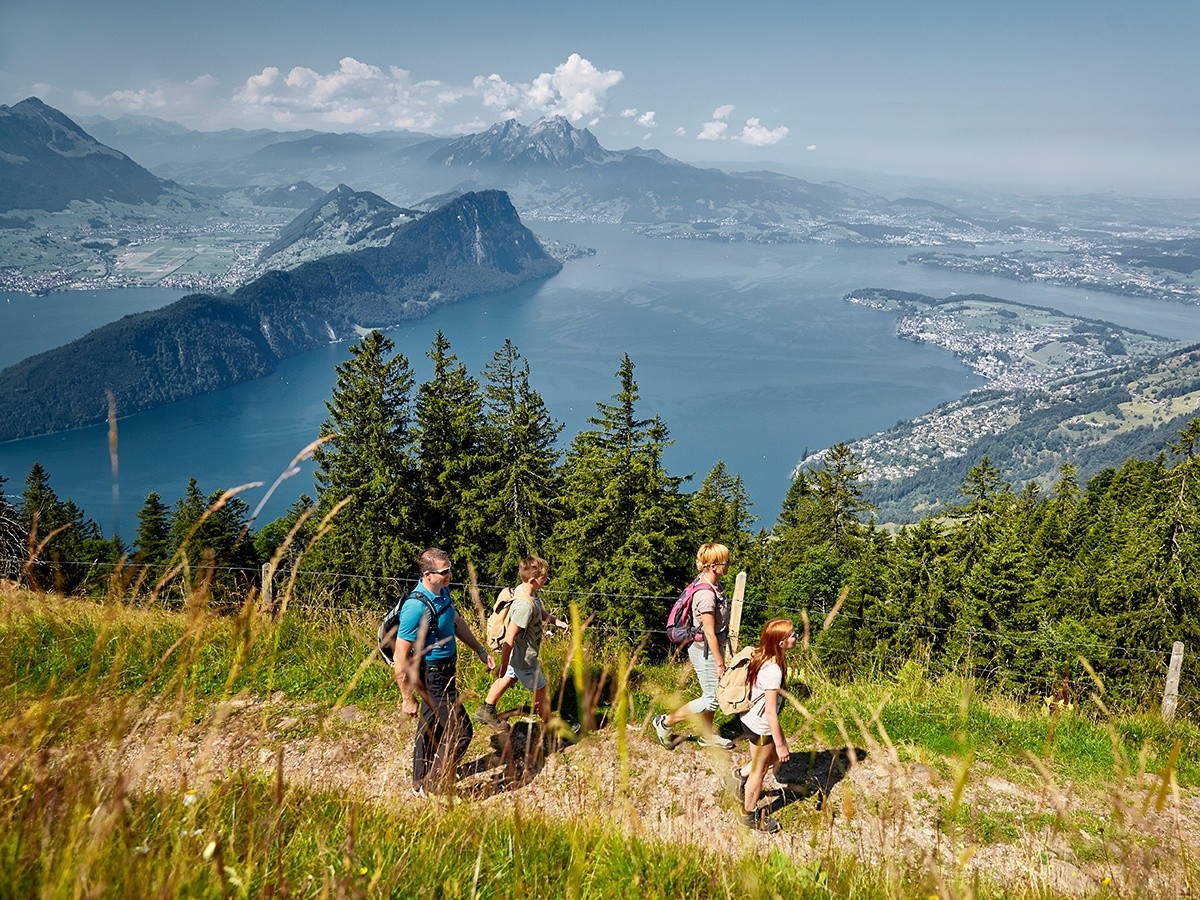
[908,240,1200,306]
[827,289,1186,485]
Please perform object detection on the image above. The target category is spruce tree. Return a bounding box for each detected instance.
[690,460,756,562]
[549,355,691,634]
[810,442,874,555]
[168,477,208,565]
[134,491,172,568]
[308,330,417,605]
[18,464,108,593]
[413,331,492,575]
[479,339,562,579]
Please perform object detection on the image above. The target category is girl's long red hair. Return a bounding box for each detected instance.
[747,618,792,689]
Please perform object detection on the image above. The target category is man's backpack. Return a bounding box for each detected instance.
[378,589,438,666]
[665,578,712,644]
[485,587,518,654]
[716,645,757,714]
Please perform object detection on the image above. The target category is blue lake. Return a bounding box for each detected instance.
[4,222,1200,537]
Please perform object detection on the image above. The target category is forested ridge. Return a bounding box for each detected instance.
[862,343,1200,521]
[2,329,1197,714]
[0,190,560,440]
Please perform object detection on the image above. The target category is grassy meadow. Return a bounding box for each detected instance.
[2,582,1197,899]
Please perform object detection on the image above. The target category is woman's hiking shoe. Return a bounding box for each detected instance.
[698,733,734,749]
[473,703,507,731]
[731,768,748,803]
[742,810,781,834]
[652,714,673,748]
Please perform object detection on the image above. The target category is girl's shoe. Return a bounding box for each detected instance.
[742,810,781,834]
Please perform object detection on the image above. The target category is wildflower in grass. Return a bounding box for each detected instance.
[183,790,197,806]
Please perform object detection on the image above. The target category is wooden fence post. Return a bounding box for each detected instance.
[1162,641,1184,724]
[728,571,747,652]
[259,562,274,617]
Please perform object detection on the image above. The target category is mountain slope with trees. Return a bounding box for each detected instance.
[0,191,560,440]
[0,98,181,212]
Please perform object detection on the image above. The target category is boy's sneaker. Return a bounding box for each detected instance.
[652,714,673,748]
[742,810,781,834]
[473,703,507,731]
[698,733,734,750]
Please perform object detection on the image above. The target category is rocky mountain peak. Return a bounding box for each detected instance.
[430,115,616,170]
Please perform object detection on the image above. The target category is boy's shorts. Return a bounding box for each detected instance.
[505,660,547,691]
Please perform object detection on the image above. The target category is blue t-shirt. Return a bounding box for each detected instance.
[396,583,457,661]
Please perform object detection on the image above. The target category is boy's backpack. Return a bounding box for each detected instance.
[378,589,438,666]
[716,645,757,714]
[485,586,519,654]
[665,578,712,644]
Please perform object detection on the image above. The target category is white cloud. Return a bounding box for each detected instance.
[636,110,656,128]
[474,72,522,111]
[469,55,622,124]
[697,120,728,141]
[46,53,624,134]
[675,127,687,136]
[72,74,222,119]
[807,144,817,151]
[712,104,735,121]
[622,108,638,118]
[734,117,790,146]
[231,58,451,130]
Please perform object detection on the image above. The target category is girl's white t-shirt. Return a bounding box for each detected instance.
[739,659,782,736]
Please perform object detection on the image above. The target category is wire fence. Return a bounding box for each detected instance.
[22,557,1186,667]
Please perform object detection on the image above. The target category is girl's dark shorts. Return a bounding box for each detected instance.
[741,726,772,747]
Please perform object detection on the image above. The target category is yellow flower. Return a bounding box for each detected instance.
[359,867,368,875]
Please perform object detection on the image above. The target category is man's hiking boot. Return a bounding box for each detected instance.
[652,714,673,748]
[473,702,507,731]
[742,810,781,834]
[698,733,734,750]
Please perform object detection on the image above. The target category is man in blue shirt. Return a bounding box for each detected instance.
[393,547,495,796]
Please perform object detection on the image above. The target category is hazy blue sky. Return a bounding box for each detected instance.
[3,0,1197,195]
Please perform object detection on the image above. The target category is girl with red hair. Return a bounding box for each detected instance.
[733,618,797,833]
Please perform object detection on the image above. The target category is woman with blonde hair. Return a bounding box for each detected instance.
[653,542,734,750]
[733,618,797,833]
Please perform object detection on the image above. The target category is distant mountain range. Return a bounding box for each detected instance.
[74,107,982,243]
[0,191,560,440]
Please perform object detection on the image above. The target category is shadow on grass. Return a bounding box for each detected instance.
[768,746,867,812]
[456,716,583,799]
